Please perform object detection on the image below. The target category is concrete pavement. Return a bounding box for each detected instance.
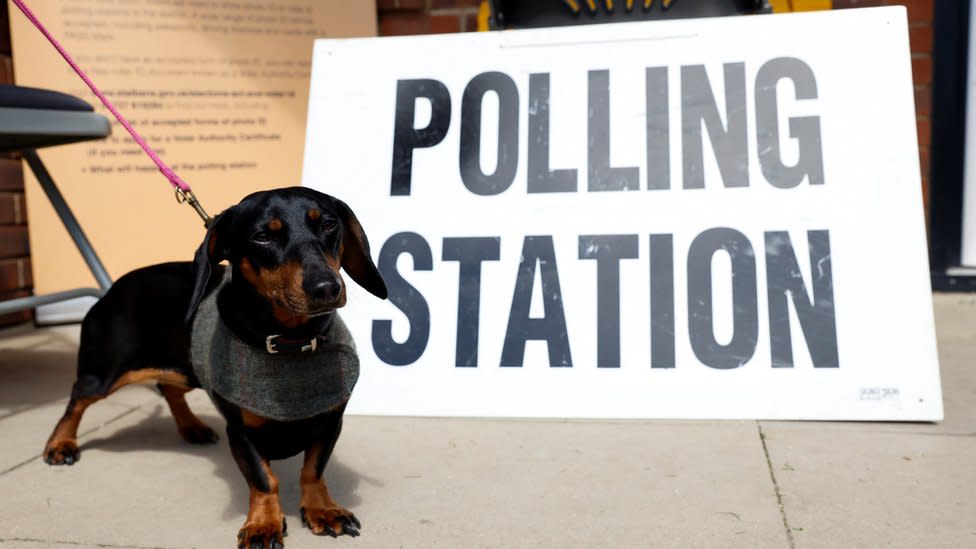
[0,294,973,548]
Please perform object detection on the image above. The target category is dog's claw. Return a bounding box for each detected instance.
[43,441,80,466]
[247,541,282,549]
[237,517,286,549]
[343,522,360,537]
[301,506,361,537]
[337,514,360,536]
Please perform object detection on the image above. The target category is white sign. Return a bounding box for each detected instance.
[302,7,943,420]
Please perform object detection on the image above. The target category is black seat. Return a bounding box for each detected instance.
[0,85,113,317]
[0,84,110,153]
[0,85,94,111]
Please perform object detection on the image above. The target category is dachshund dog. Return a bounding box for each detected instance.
[41,187,388,548]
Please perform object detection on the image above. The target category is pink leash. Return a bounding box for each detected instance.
[11,0,212,227]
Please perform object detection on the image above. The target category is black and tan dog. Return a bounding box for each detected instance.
[41,187,388,548]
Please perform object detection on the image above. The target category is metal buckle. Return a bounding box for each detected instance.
[175,188,214,228]
[265,334,317,354]
[266,335,280,354]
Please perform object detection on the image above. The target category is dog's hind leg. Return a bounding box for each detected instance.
[157,384,218,444]
[43,376,103,465]
[43,369,202,465]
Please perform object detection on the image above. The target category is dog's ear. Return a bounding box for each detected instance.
[186,209,236,323]
[331,197,388,300]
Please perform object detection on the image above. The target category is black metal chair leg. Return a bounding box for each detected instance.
[22,149,112,291]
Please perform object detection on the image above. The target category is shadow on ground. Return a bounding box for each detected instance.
[0,349,76,420]
[77,401,364,521]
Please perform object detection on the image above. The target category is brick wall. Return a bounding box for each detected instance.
[377,0,483,36]
[0,1,33,328]
[833,0,934,212]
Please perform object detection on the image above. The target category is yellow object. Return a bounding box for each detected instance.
[770,0,832,12]
[478,0,491,30]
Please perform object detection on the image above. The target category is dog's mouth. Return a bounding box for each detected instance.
[305,306,337,317]
[276,292,340,317]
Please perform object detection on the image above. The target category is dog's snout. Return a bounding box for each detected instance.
[310,279,341,301]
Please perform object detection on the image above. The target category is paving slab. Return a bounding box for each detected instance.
[0,399,788,548]
[751,294,976,547]
[0,540,143,549]
[761,424,976,548]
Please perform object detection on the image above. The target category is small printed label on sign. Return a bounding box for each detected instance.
[860,388,901,401]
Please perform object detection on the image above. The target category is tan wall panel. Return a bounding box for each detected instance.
[8,0,376,293]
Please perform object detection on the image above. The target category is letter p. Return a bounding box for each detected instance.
[390,79,452,196]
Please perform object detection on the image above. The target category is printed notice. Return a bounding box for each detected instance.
[9,0,375,297]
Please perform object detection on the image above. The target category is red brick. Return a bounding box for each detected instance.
[379,13,425,35]
[431,0,483,8]
[916,117,930,147]
[0,195,14,226]
[0,226,29,259]
[0,193,26,225]
[380,13,462,35]
[0,157,23,192]
[0,258,32,290]
[377,0,427,12]
[915,85,931,117]
[902,0,933,22]
[918,148,930,180]
[462,12,480,32]
[832,0,885,9]
[832,0,933,21]
[0,289,33,328]
[908,23,933,54]
[911,55,932,86]
[428,14,463,33]
[0,54,13,86]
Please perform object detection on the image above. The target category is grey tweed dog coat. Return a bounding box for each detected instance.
[190,278,359,422]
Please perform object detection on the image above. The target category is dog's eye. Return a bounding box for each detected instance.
[322,220,337,233]
[251,231,272,244]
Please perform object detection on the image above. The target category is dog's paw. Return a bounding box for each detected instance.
[43,440,80,466]
[179,424,219,445]
[237,516,286,549]
[301,506,361,537]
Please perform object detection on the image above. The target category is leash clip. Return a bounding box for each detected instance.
[175,188,213,228]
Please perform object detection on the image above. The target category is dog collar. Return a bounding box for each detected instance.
[191,284,359,422]
[265,334,320,354]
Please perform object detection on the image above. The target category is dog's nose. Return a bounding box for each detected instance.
[310,279,341,301]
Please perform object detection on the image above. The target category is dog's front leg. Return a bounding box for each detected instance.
[226,425,287,549]
[299,409,360,537]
